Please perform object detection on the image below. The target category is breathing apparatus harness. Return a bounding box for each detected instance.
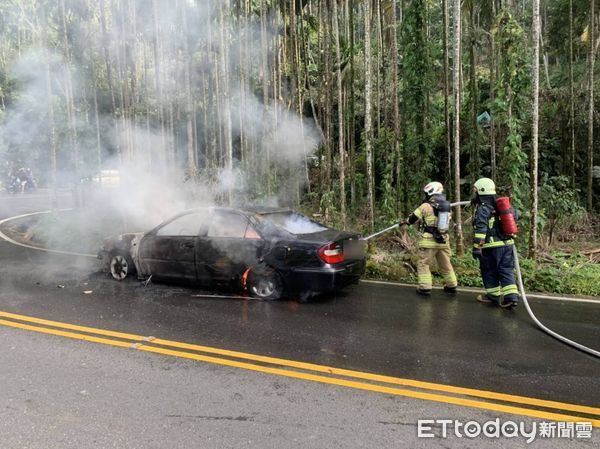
[471,194,518,245]
[421,193,452,244]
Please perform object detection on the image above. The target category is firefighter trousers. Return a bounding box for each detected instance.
[416,246,457,291]
[479,245,519,302]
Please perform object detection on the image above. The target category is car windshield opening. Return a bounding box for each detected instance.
[262,212,328,234]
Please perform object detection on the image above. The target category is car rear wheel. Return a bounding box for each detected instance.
[109,252,134,281]
[247,269,283,301]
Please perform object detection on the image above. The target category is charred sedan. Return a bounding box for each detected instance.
[99,207,366,300]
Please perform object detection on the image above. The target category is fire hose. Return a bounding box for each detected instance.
[361,201,470,241]
[513,245,600,358]
[362,201,600,358]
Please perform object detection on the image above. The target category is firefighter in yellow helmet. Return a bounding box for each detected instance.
[400,182,458,296]
[471,178,519,308]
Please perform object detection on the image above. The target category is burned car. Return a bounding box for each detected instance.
[98,207,366,301]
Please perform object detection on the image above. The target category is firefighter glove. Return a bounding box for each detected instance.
[472,247,483,261]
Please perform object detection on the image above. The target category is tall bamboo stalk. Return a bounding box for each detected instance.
[529,0,540,258]
[587,0,596,210]
[453,0,464,254]
[365,0,374,232]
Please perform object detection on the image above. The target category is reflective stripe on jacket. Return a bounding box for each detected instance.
[472,197,514,249]
[412,203,450,249]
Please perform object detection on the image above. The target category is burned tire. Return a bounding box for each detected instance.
[109,251,135,281]
[247,269,283,301]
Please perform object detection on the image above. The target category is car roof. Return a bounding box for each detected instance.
[239,206,292,215]
[180,206,292,216]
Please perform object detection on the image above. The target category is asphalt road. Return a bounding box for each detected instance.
[0,192,598,448]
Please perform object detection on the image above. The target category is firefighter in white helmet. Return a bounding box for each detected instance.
[399,181,458,296]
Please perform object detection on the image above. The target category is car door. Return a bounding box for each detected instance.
[138,211,208,281]
[196,210,264,284]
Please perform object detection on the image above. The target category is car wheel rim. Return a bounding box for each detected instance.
[252,278,275,298]
[110,255,128,280]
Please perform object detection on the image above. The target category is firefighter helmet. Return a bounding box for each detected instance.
[474,178,496,195]
[423,181,444,196]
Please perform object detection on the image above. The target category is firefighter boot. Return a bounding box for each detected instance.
[500,298,518,309]
[477,294,499,305]
[444,286,457,296]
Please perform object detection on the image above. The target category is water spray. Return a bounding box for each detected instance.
[362,223,402,241]
[361,201,469,241]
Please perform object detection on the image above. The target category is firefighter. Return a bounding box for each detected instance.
[400,181,458,296]
[471,178,519,309]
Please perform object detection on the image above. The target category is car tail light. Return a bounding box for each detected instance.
[318,242,344,264]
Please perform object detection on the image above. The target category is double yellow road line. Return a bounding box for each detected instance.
[0,309,598,427]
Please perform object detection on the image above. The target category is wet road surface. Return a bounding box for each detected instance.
[0,192,598,447]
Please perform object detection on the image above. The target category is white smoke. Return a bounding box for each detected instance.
[0,0,321,234]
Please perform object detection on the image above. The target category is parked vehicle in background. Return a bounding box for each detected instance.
[80,169,120,186]
[99,207,366,301]
[6,167,37,194]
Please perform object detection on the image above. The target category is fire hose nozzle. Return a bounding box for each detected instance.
[362,223,404,241]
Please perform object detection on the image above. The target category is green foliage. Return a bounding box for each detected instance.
[365,246,600,297]
[400,0,435,204]
[518,254,600,296]
[373,128,396,222]
[540,175,582,219]
[364,246,413,282]
[450,254,485,287]
[539,175,585,243]
[492,9,530,208]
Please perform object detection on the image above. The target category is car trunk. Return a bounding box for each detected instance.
[296,230,366,262]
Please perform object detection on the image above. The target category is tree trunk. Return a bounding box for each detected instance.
[60,0,80,207]
[469,0,479,183]
[219,0,233,203]
[365,0,374,232]
[332,0,346,227]
[349,0,356,208]
[295,0,311,194]
[182,4,196,176]
[93,74,102,185]
[151,0,166,171]
[453,0,464,255]
[391,0,403,215]
[322,0,332,193]
[46,60,58,210]
[529,0,540,258]
[442,0,451,190]
[490,10,497,180]
[569,0,576,184]
[375,0,382,131]
[587,0,596,210]
[100,0,120,160]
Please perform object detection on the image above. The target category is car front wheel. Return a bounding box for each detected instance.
[109,252,135,281]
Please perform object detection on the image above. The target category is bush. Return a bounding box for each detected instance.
[366,247,600,297]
